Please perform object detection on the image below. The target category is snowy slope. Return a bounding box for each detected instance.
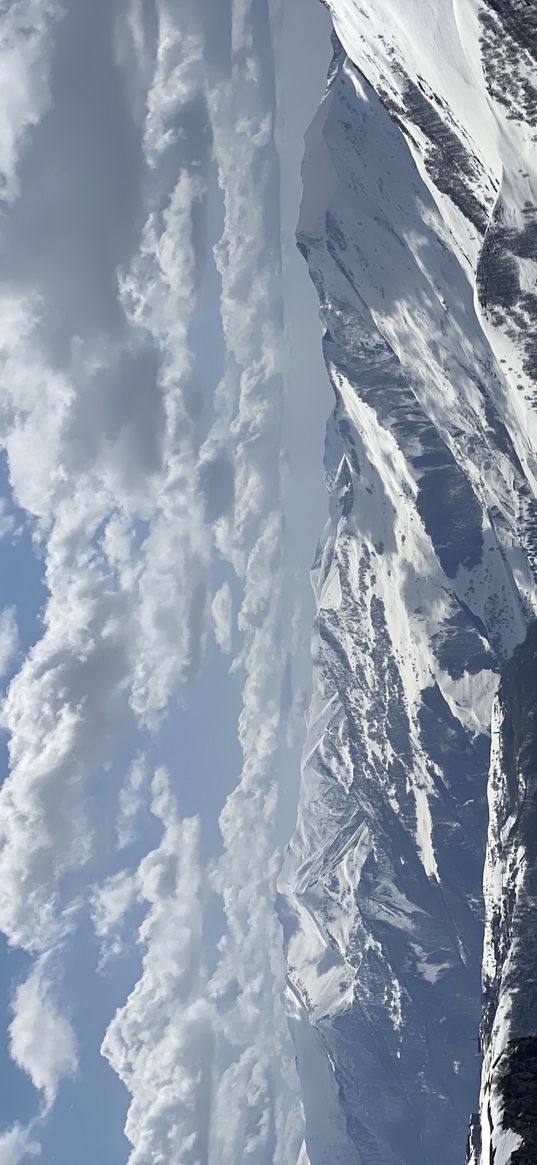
[281,4,537,1162]
[469,627,537,1165]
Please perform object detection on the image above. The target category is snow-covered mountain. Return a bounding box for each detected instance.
[280,3,537,1162]
[467,629,537,1164]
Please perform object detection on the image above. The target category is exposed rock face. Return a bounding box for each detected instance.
[470,625,537,1163]
[281,2,537,1162]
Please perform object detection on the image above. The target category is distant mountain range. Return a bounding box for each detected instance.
[281,3,537,1161]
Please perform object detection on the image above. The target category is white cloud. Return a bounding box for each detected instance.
[0,1124,40,1165]
[0,0,211,957]
[126,491,210,728]
[212,1047,286,1165]
[142,6,205,165]
[0,293,74,521]
[198,4,305,1158]
[99,9,305,1157]
[0,549,131,952]
[211,582,233,654]
[115,5,213,727]
[0,0,58,202]
[113,0,162,130]
[0,498,15,541]
[118,168,205,374]
[101,770,216,1165]
[116,754,149,851]
[9,960,78,1109]
[91,870,137,965]
[0,43,216,1152]
[0,4,305,1163]
[0,60,216,980]
[0,607,19,677]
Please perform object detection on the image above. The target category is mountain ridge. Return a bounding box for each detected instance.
[281,4,537,1161]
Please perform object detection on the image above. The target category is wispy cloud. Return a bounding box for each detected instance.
[0,499,16,541]
[211,582,233,654]
[0,607,19,677]
[116,754,149,851]
[0,1124,40,1165]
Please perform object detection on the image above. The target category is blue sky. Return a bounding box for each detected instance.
[0,1,332,1162]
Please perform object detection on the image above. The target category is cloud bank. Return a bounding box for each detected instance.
[0,0,306,1161]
